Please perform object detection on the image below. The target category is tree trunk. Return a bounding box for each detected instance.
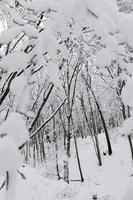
[91,89,112,155]
[121,102,127,120]
[74,135,84,182]
[128,134,133,165]
[89,95,102,166]
[63,159,69,183]
[80,96,102,165]
[52,107,61,180]
[5,170,17,200]
[127,105,131,118]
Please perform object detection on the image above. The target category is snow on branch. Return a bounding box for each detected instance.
[19,98,66,150]
[29,82,54,131]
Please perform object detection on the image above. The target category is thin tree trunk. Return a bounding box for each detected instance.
[91,89,112,155]
[52,115,61,180]
[94,133,102,166]
[128,134,133,165]
[73,135,84,182]
[88,94,102,166]
[80,95,102,165]
[127,105,131,118]
[121,102,127,120]
[63,159,69,183]
[5,170,17,200]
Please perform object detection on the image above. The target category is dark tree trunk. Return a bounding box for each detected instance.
[89,95,102,166]
[63,160,69,183]
[127,105,131,118]
[80,95,102,165]
[52,107,61,180]
[121,102,127,120]
[128,134,133,165]
[91,89,112,155]
[74,135,84,182]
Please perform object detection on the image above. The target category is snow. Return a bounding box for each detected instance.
[85,0,118,19]
[0,131,132,200]
[68,134,131,200]
[5,170,18,200]
[94,19,109,39]
[46,61,61,87]
[123,179,133,200]
[24,24,38,39]
[0,24,38,45]
[37,28,58,58]
[104,35,118,54]
[1,1,133,200]
[10,8,26,26]
[19,0,57,12]
[118,13,133,49]
[126,63,133,76]
[0,112,29,147]
[0,135,20,173]
[55,0,76,18]
[121,117,133,135]
[95,49,113,68]
[0,26,22,45]
[0,52,30,72]
[10,75,27,96]
[115,33,125,45]
[122,78,133,107]
[0,165,70,200]
[10,75,29,110]
[100,13,117,34]
[94,13,117,40]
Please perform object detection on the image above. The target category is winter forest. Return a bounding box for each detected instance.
[1,0,133,199]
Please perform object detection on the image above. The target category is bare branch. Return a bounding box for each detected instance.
[29,83,54,131]
[0,72,17,106]
[19,98,66,150]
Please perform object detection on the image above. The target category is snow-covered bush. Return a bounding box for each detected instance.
[0,111,29,200]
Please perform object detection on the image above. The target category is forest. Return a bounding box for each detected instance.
[0,0,133,200]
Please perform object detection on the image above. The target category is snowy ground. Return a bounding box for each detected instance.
[0,129,133,200]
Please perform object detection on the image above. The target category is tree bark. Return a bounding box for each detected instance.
[91,89,112,155]
[74,135,84,182]
[128,134,133,165]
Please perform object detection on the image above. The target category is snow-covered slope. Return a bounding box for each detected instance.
[69,133,133,200]
[0,130,133,200]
